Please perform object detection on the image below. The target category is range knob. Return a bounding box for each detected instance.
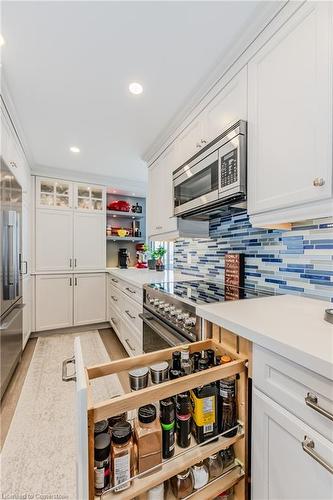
[176,311,186,321]
[163,305,171,313]
[185,316,197,327]
[158,301,166,310]
[169,306,177,317]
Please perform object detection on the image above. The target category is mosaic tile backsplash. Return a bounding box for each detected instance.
[174,214,333,302]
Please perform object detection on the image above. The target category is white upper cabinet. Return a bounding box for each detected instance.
[36,177,73,210]
[35,209,73,272]
[177,116,204,166]
[204,66,247,144]
[148,144,178,238]
[73,212,106,270]
[74,183,106,212]
[248,1,333,218]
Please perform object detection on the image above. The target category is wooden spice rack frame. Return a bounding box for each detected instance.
[84,339,248,500]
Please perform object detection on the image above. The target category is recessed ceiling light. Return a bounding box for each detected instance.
[129,82,143,95]
[70,146,80,153]
[0,35,5,47]
[132,192,136,196]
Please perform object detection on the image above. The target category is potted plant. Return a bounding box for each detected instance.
[152,246,167,272]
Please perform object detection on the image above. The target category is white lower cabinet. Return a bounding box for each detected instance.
[252,388,333,500]
[35,273,106,331]
[74,273,106,325]
[35,274,73,330]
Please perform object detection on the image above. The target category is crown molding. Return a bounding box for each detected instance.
[142,1,290,166]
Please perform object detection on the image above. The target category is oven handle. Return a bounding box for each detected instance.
[139,312,189,347]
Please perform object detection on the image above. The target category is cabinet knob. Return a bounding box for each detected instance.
[313,177,325,187]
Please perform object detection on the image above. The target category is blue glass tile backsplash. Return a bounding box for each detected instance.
[174,214,333,302]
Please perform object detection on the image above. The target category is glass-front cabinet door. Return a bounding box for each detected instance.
[74,183,106,212]
[36,177,73,209]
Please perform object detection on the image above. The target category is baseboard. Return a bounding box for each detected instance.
[31,322,110,338]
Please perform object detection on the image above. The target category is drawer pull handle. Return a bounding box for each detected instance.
[110,317,118,325]
[62,356,76,382]
[302,436,333,475]
[126,287,136,294]
[305,393,333,422]
[111,295,118,302]
[125,310,136,320]
[111,278,118,283]
[125,338,135,351]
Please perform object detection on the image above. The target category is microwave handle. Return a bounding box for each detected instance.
[139,312,189,347]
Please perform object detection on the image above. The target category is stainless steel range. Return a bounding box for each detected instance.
[141,280,273,353]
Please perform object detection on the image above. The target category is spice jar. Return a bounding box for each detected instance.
[204,453,224,480]
[147,482,164,500]
[111,421,135,492]
[192,461,209,490]
[192,352,201,372]
[134,404,162,473]
[150,362,169,384]
[94,419,109,437]
[108,412,128,433]
[220,446,235,469]
[94,433,111,494]
[170,469,194,499]
[176,392,191,448]
[180,345,191,375]
[128,367,149,391]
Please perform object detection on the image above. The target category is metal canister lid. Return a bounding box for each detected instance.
[150,361,169,383]
[128,367,149,377]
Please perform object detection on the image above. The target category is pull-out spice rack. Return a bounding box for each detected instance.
[84,339,248,500]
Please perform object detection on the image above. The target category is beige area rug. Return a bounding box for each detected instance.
[0,330,124,500]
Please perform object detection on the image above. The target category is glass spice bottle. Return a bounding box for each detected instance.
[111,421,135,492]
[220,446,235,469]
[180,345,191,375]
[170,469,194,499]
[134,404,162,473]
[204,453,224,481]
[176,392,191,448]
[192,461,209,490]
[192,352,201,372]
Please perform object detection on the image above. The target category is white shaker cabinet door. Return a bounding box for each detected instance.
[35,274,73,330]
[35,209,73,272]
[248,1,333,214]
[252,388,333,500]
[177,116,204,166]
[73,212,106,270]
[204,66,247,143]
[73,273,106,326]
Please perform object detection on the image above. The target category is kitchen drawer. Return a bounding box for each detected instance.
[108,274,143,304]
[108,282,121,314]
[120,292,143,334]
[253,345,333,442]
[109,305,122,337]
[121,314,143,357]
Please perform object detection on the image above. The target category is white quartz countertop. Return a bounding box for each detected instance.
[197,295,333,380]
[106,267,190,287]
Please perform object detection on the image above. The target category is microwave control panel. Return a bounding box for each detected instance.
[220,148,238,187]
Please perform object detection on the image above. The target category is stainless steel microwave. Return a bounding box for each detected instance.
[173,120,247,219]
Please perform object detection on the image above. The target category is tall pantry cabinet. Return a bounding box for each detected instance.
[33,177,107,331]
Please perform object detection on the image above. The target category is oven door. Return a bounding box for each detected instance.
[173,150,219,216]
[140,311,191,353]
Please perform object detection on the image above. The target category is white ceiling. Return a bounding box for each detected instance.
[2,1,273,190]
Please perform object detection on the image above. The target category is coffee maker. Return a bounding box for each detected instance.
[118,248,130,269]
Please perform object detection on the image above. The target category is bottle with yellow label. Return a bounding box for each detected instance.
[190,358,218,444]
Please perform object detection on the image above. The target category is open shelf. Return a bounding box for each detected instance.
[99,429,244,499]
[106,236,144,242]
[107,210,145,219]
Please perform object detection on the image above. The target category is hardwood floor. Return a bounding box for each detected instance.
[99,327,130,393]
[0,338,37,449]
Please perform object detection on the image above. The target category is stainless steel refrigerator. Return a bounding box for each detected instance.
[0,157,24,399]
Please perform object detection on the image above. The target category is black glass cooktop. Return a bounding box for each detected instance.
[147,280,273,305]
